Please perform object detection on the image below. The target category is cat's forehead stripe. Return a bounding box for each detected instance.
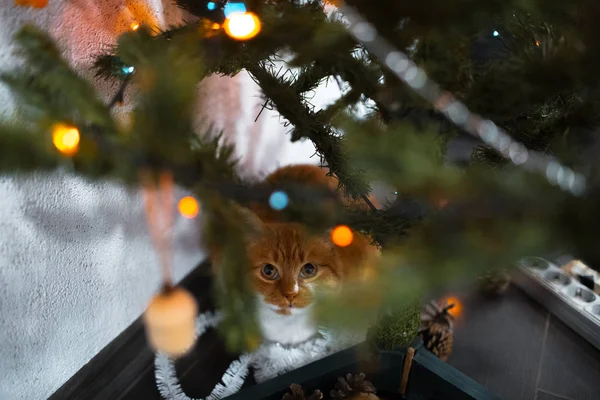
[273,235,306,262]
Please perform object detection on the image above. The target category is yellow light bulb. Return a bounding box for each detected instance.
[224,12,261,41]
[52,123,80,156]
[131,22,140,31]
[178,196,200,219]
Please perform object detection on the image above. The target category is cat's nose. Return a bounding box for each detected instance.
[283,292,297,303]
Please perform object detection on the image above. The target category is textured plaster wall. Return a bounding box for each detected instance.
[0,2,205,400]
[0,1,336,399]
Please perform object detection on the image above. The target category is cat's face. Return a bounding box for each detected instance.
[245,222,342,316]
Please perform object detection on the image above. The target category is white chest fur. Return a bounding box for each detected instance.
[256,300,317,345]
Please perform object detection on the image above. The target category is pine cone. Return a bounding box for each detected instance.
[420,323,453,361]
[419,300,454,362]
[478,269,511,296]
[330,373,379,400]
[282,384,323,400]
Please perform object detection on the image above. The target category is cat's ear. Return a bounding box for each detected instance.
[234,205,266,237]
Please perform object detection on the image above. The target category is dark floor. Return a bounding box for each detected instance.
[119,284,600,400]
[449,285,600,400]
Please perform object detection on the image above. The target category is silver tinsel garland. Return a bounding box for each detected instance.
[154,312,363,400]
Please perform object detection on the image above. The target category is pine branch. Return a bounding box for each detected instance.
[2,25,116,133]
[247,61,371,199]
[0,125,60,173]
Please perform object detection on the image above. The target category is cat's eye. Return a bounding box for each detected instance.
[261,264,279,280]
[300,263,318,278]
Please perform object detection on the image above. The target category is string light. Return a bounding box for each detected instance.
[441,296,462,318]
[339,3,586,196]
[492,30,500,37]
[224,12,261,41]
[131,22,140,31]
[269,191,289,210]
[51,123,80,156]
[207,1,216,10]
[331,225,354,247]
[223,2,247,18]
[122,66,135,74]
[178,196,200,219]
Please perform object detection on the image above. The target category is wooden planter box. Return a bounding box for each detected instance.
[227,338,500,400]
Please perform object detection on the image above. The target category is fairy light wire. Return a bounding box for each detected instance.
[338,3,586,196]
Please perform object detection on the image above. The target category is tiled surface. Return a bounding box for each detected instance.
[449,285,600,400]
[536,390,576,400]
[449,287,549,400]
[536,316,600,400]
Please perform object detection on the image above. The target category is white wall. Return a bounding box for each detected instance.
[0,1,336,399]
[0,2,203,400]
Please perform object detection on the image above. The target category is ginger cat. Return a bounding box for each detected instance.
[237,164,380,346]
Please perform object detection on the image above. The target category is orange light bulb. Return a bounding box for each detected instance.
[224,12,261,41]
[131,22,140,31]
[52,123,80,156]
[178,196,199,219]
[442,296,463,318]
[331,225,354,247]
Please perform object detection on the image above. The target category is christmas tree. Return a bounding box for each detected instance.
[3,0,600,353]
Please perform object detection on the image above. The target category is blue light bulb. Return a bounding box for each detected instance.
[224,2,247,18]
[269,191,289,211]
[122,66,135,74]
[207,2,216,10]
[493,31,500,37]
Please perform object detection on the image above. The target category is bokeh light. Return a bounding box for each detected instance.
[224,12,261,41]
[331,225,354,247]
[269,191,289,211]
[52,123,80,156]
[224,2,247,18]
[442,296,462,318]
[178,196,199,219]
